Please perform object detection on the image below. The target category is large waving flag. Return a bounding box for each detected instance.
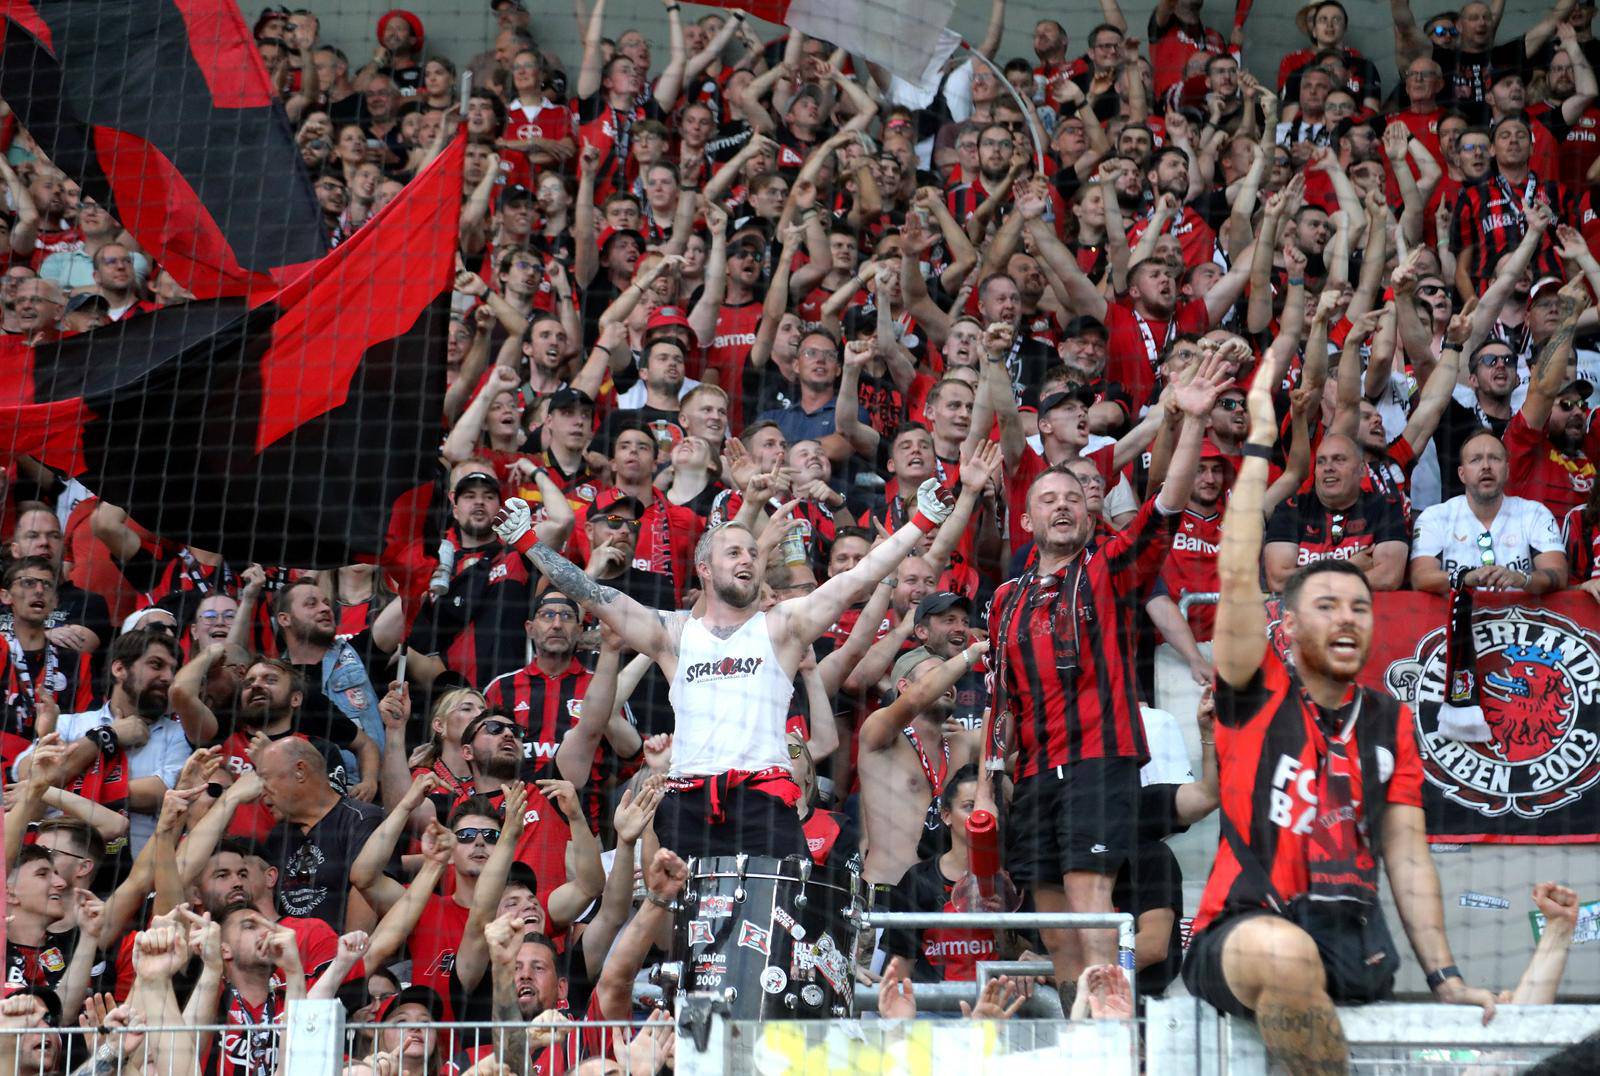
[0,137,464,568]
[0,0,327,299]
[701,0,959,83]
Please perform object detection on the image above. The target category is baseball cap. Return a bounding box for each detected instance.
[547,386,595,412]
[2,985,61,1028]
[591,489,644,517]
[1557,377,1595,402]
[64,292,109,315]
[1199,438,1237,474]
[1486,65,1524,86]
[500,183,535,206]
[890,646,935,686]
[646,305,692,334]
[1038,387,1096,415]
[1062,315,1108,340]
[1529,276,1564,302]
[375,983,446,1023]
[914,591,973,627]
[506,861,539,894]
[491,0,527,10]
[453,470,499,496]
[597,226,645,252]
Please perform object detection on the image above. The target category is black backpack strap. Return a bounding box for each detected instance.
[1218,809,1289,915]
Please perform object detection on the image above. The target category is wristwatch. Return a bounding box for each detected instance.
[1425,965,1462,992]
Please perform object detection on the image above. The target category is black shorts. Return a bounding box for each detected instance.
[1004,757,1141,884]
[1181,909,1280,1019]
[654,782,808,861]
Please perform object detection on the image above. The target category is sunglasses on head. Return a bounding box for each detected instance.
[454,827,502,845]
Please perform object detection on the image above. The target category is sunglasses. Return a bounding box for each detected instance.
[1477,530,1496,566]
[600,514,642,530]
[1329,513,1346,543]
[1475,353,1513,368]
[730,247,762,260]
[454,827,502,845]
[473,719,523,739]
[1418,284,1446,296]
[1217,397,1245,411]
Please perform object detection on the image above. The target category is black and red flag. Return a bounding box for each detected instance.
[0,0,326,298]
[0,136,465,568]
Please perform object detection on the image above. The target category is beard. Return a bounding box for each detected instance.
[295,622,336,648]
[479,753,520,781]
[459,517,495,542]
[712,576,759,609]
[134,684,168,720]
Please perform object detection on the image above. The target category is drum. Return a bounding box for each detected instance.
[672,853,865,1019]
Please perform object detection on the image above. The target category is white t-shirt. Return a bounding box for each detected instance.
[668,611,794,777]
[1411,494,1563,584]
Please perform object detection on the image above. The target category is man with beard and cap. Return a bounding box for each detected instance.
[493,467,959,858]
[407,466,574,688]
[858,636,989,888]
[912,592,989,731]
[484,590,643,827]
[171,652,379,838]
[15,628,188,857]
[1507,277,1597,517]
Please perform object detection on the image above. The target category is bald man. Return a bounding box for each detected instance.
[256,736,392,931]
[1263,433,1410,592]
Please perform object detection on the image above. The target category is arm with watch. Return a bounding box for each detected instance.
[1381,803,1498,1021]
[595,848,690,1021]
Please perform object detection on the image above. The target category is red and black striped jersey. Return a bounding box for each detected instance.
[986,497,1178,778]
[1192,650,1423,935]
[0,642,94,774]
[483,656,639,829]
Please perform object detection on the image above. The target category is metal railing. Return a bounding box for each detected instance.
[0,1022,270,1076]
[1177,592,1221,617]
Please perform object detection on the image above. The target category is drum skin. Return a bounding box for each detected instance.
[674,854,864,1019]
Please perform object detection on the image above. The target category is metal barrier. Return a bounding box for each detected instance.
[1176,592,1220,618]
[0,1022,263,1076]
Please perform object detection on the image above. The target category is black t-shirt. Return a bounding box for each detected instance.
[1434,39,1526,123]
[879,856,959,981]
[1006,338,1057,411]
[1435,398,1511,501]
[264,797,392,929]
[1112,837,1184,997]
[0,582,112,651]
[326,92,370,129]
[6,929,77,989]
[1263,488,1409,566]
[383,64,425,96]
[599,406,683,457]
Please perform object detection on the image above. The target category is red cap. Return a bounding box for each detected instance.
[647,305,691,333]
[376,9,425,49]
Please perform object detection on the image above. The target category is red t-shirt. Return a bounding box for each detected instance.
[1160,508,1223,643]
[1506,410,1597,520]
[1126,206,1218,273]
[1104,299,1210,410]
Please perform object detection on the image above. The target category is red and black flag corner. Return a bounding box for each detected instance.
[0,132,466,568]
[0,0,329,298]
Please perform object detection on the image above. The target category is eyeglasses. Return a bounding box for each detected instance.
[800,346,836,359]
[980,138,1014,150]
[1477,530,1496,566]
[730,247,762,260]
[473,719,523,739]
[599,514,642,530]
[1216,397,1245,411]
[536,607,577,622]
[454,827,502,845]
[1329,513,1347,543]
[1406,70,1441,82]
[1459,143,1490,155]
[1475,352,1513,368]
[199,609,238,622]
[510,259,540,273]
[10,577,55,592]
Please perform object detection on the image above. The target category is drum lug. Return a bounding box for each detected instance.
[783,993,798,1010]
[793,891,808,908]
[651,961,684,988]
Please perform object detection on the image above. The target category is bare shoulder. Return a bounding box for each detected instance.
[653,609,689,647]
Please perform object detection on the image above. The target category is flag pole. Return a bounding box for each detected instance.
[961,44,1045,174]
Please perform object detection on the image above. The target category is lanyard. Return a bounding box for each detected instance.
[1131,309,1172,372]
[902,725,950,795]
[177,548,232,594]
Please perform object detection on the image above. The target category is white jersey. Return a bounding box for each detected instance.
[1411,495,1563,583]
[668,611,794,777]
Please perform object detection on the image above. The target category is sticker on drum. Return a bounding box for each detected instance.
[760,967,788,994]
[772,907,806,940]
[737,922,771,956]
[699,895,733,919]
[688,920,715,947]
[801,984,825,1008]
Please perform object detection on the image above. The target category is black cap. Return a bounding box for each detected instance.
[546,386,595,412]
[915,590,973,627]
[506,861,539,894]
[500,183,535,205]
[1062,315,1108,339]
[64,292,109,314]
[3,985,62,1028]
[453,470,499,496]
[1557,377,1594,402]
[1038,387,1096,415]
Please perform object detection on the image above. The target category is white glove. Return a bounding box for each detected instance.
[915,478,955,527]
[494,497,534,549]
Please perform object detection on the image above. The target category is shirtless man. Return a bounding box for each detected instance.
[858,642,988,886]
[493,478,956,858]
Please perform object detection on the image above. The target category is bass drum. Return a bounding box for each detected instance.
[674,853,864,1019]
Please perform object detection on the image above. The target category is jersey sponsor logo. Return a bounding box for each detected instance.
[1172,530,1219,554]
[681,655,765,683]
[710,331,757,349]
[488,562,510,584]
[1384,606,1600,820]
[922,936,996,958]
[524,740,560,760]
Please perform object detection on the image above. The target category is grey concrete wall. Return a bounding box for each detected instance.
[300,0,1567,89]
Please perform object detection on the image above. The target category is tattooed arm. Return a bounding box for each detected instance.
[495,498,678,660]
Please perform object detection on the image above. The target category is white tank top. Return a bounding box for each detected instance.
[667,611,794,777]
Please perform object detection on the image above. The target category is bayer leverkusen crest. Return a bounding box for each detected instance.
[1383,605,1600,828]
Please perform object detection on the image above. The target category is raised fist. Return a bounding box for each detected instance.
[494,497,535,552]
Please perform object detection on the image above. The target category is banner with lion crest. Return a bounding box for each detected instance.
[1266,593,1600,844]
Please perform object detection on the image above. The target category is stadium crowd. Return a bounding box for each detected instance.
[0,0,1597,1072]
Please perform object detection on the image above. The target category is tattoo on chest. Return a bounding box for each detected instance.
[706,623,741,640]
